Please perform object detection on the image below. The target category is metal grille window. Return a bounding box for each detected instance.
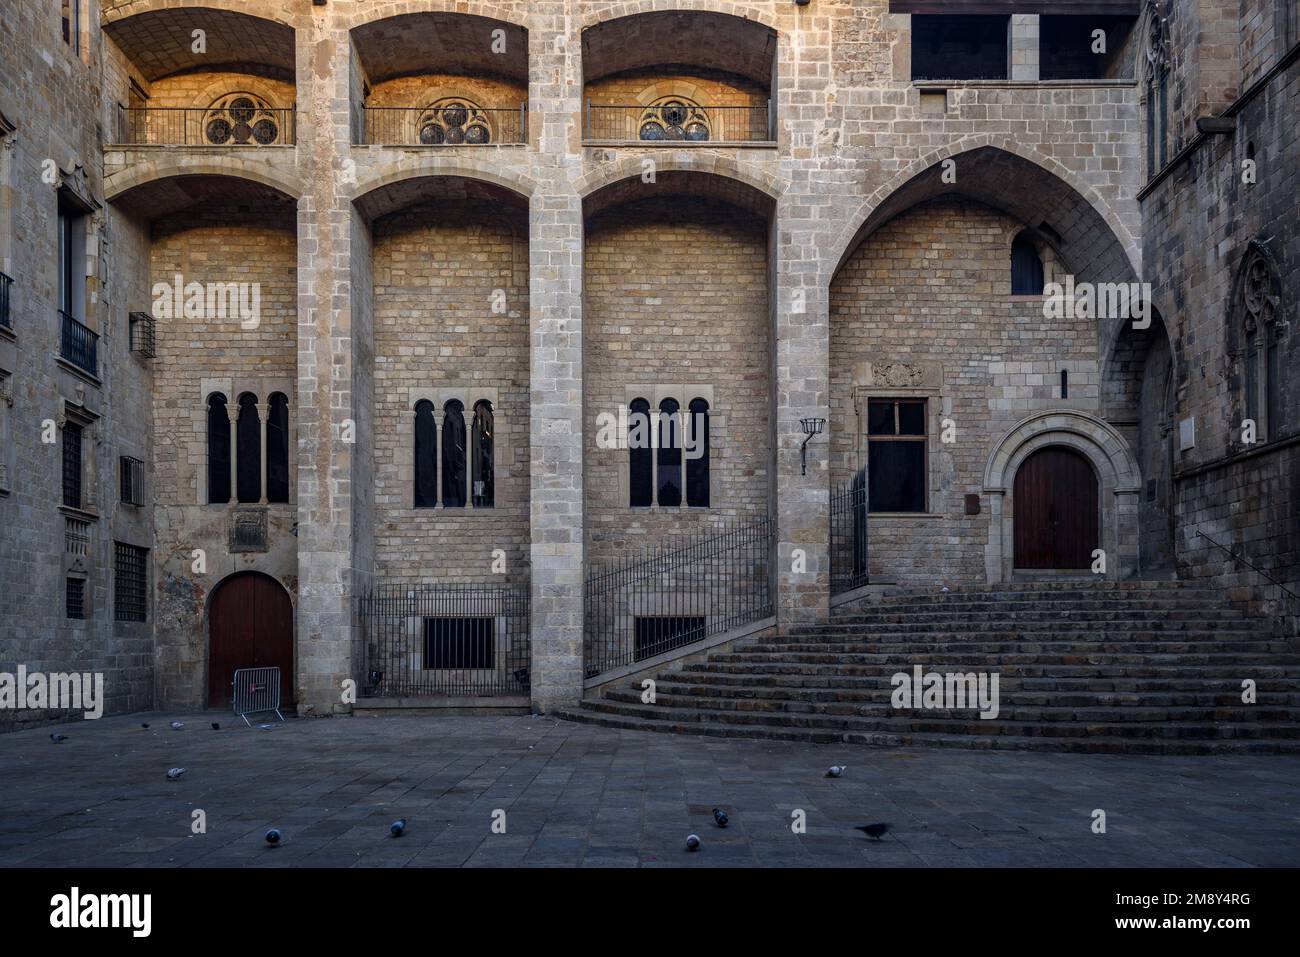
[867,398,927,513]
[423,617,494,669]
[62,421,83,509]
[66,577,86,620]
[114,542,148,622]
[128,312,156,358]
[120,456,145,506]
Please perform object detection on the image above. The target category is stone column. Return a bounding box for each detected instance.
[527,11,586,712]
[292,6,369,716]
[228,414,237,502]
[257,401,269,504]
[1009,15,1040,82]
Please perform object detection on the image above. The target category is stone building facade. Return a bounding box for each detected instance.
[0,0,1294,727]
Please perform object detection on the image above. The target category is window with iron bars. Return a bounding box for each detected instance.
[128,312,156,359]
[64,516,90,555]
[120,455,145,506]
[66,576,86,620]
[114,542,148,622]
[62,421,83,509]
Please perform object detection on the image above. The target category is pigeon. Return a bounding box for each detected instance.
[140,723,149,729]
[685,834,701,851]
[165,767,187,781]
[257,723,274,730]
[50,733,68,743]
[855,822,890,840]
[941,585,951,594]
[390,819,407,838]
[169,721,184,730]
[211,722,220,731]
[712,808,729,828]
[265,828,281,846]
[827,765,846,778]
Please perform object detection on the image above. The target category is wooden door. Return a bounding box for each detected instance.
[1013,447,1099,569]
[208,572,294,708]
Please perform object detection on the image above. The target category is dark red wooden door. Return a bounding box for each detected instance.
[1013,447,1099,569]
[208,573,294,708]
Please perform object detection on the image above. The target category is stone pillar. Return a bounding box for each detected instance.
[527,12,586,712]
[292,7,367,716]
[1009,15,1040,82]
[257,401,269,504]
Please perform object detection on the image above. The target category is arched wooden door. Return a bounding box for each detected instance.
[1013,447,1099,570]
[208,572,294,708]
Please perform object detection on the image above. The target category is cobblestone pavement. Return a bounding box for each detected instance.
[1,713,1296,867]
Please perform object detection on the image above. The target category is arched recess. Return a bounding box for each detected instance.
[105,166,303,210]
[206,571,294,709]
[575,153,783,206]
[1102,307,1178,576]
[983,411,1142,583]
[827,140,1140,291]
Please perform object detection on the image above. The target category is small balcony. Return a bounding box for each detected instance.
[358,103,527,147]
[0,271,11,331]
[59,311,98,378]
[583,101,774,145]
[113,103,296,147]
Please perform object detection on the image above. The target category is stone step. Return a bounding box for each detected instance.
[603,687,1300,723]
[579,698,1300,739]
[555,707,1300,755]
[741,640,1288,655]
[660,670,1300,694]
[683,662,1299,679]
[634,680,1300,709]
[803,616,1258,633]
[703,651,1300,667]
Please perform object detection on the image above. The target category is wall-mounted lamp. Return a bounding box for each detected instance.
[800,417,825,476]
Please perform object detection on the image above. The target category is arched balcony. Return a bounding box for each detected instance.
[350,13,528,147]
[581,12,777,145]
[103,8,297,147]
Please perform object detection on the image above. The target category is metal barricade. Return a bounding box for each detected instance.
[232,666,285,726]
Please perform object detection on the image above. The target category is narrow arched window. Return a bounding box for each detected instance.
[471,400,494,508]
[236,393,261,503]
[1010,232,1044,295]
[266,392,289,503]
[1238,249,1283,441]
[441,399,467,508]
[414,400,438,508]
[657,397,682,508]
[686,397,710,508]
[629,397,652,507]
[207,393,231,504]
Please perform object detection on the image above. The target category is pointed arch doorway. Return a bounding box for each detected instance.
[208,572,294,709]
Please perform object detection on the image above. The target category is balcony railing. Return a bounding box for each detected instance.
[59,311,98,377]
[358,105,528,146]
[112,106,296,146]
[583,101,774,143]
[0,271,11,330]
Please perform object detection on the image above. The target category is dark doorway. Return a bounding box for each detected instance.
[1013,447,1099,570]
[208,572,294,708]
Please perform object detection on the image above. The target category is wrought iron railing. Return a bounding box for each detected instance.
[1196,530,1300,606]
[112,106,296,146]
[359,105,528,146]
[583,102,774,143]
[0,271,11,330]
[358,583,530,697]
[59,310,98,376]
[830,474,869,595]
[584,515,775,678]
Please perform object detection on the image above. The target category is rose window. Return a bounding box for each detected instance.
[204,93,281,145]
[638,98,710,142]
[417,99,492,145]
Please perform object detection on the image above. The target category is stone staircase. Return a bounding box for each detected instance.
[557,581,1300,754]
